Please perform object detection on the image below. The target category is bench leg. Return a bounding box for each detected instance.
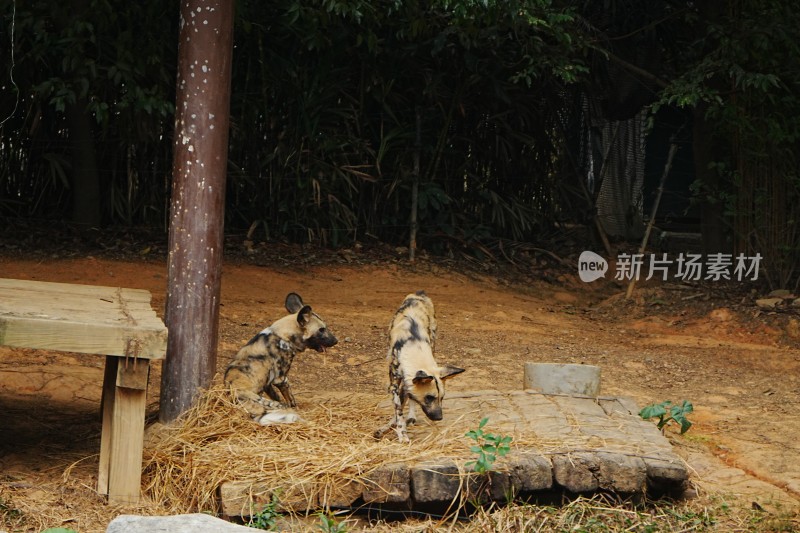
[98,356,118,496]
[98,356,150,505]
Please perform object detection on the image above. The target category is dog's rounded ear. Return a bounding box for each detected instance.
[285,293,304,313]
[412,370,434,385]
[296,305,313,326]
[439,365,465,380]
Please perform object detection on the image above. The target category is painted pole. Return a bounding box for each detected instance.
[160,0,234,423]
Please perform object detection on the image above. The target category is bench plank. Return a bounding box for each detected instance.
[0,277,169,504]
[0,278,167,359]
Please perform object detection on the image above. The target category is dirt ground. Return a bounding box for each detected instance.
[1,233,799,532]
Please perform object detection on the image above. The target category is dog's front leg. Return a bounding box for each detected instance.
[374,384,409,442]
[373,397,401,440]
[406,402,417,427]
[273,379,297,408]
[264,383,283,403]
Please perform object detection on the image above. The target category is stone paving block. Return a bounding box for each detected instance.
[552,452,601,493]
[578,418,639,442]
[644,456,689,491]
[449,390,504,399]
[362,462,411,504]
[552,451,650,494]
[551,395,609,418]
[488,452,553,501]
[474,408,525,427]
[594,452,647,493]
[599,396,639,416]
[320,479,363,509]
[607,413,655,437]
[508,393,574,437]
[219,480,317,517]
[227,390,689,518]
[411,460,464,503]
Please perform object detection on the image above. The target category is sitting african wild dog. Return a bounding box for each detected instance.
[224,292,337,423]
[374,291,465,443]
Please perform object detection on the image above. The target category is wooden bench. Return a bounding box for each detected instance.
[0,278,168,505]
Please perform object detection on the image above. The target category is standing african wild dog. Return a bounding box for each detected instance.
[374,291,465,443]
[224,293,338,421]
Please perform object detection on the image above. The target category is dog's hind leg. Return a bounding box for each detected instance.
[373,418,396,439]
[374,390,409,442]
[231,389,269,419]
[391,395,410,443]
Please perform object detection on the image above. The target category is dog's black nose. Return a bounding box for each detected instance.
[427,410,443,421]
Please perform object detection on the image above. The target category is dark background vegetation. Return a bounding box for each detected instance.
[1,0,798,286]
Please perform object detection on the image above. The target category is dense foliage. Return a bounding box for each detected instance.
[223,0,588,248]
[1,0,799,284]
[0,1,175,225]
[1,0,586,250]
[654,0,800,288]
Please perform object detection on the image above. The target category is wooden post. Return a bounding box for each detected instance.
[107,360,150,504]
[160,0,235,423]
[97,356,118,496]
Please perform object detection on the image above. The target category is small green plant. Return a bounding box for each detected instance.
[639,400,694,434]
[316,511,347,532]
[465,417,513,474]
[248,491,281,530]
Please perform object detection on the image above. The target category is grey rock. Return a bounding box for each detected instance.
[107,514,253,533]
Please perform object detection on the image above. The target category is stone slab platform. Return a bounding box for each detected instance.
[220,390,688,516]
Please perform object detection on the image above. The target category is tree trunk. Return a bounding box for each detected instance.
[160,0,234,423]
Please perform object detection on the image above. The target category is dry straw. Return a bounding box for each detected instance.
[141,384,552,517]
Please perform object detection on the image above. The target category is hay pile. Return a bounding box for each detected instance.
[142,385,510,516]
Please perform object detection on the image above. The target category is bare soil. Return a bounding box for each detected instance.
[1,232,799,532]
